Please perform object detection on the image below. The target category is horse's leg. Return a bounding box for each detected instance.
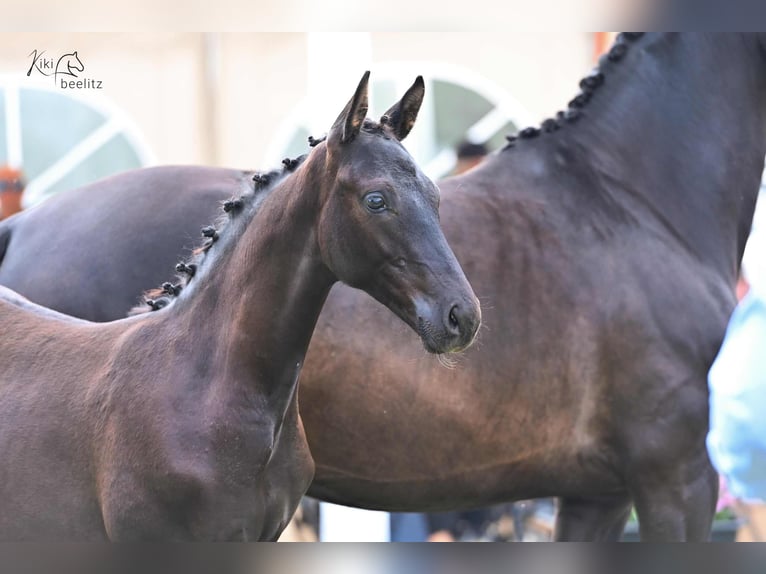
[554,493,633,541]
[628,450,718,541]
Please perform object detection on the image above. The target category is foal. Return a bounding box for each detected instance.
[0,73,480,541]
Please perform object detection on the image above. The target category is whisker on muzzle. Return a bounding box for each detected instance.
[437,353,459,370]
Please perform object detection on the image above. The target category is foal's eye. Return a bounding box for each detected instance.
[364,191,387,213]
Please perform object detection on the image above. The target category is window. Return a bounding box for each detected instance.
[264,62,534,180]
[0,76,154,208]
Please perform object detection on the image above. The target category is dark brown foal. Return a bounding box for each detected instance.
[0,73,480,541]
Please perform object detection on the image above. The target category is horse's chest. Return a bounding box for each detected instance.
[198,411,314,540]
[105,407,314,541]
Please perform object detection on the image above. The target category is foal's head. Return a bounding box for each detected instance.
[316,72,481,354]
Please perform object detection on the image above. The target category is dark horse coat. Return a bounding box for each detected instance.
[0,74,480,540]
[1,34,764,540]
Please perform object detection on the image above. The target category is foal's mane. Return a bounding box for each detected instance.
[502,32,645,150]
[133,118,395,316]
[131,152,311,316]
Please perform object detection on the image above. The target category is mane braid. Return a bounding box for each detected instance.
[308,135,326,147]
[502,32,645,151]
[130,153,309,316]
[361,119,389,138]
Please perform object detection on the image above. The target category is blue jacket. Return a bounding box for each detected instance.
[707,290,766,501]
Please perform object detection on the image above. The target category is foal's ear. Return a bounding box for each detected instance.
[381,76,425,141]
[330,71,370,145]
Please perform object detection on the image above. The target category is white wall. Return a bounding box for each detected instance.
[0,32,595,170]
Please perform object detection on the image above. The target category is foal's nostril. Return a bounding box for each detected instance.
[444,300,480,349]
[448,304,461,333]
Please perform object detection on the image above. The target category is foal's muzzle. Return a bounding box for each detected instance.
[417,296,481,354]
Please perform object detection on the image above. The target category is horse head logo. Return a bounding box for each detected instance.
[55,52,84,80]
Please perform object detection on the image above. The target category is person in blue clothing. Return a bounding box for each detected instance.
[707,281,766,499]
[707,188,766,539]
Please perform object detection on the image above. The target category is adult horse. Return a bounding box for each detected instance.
[0,34,763,540]
[0,167,247,321]
[0,73,480,541]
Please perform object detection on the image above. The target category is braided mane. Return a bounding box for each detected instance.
[132,116,398,316]
[503,32,645,150]
[131,153,308,315]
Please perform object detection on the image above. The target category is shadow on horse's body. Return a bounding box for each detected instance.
[0,74,480,541]
[0,34,764,540]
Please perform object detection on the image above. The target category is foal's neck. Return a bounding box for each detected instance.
[170,152,335,413]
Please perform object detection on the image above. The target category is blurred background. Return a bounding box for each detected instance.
[0,32,616,211]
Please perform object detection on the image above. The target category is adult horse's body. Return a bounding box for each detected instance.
[299,34,764,542]
[0,167,249,321]
[0,74,480,541]
[1,34,764,540]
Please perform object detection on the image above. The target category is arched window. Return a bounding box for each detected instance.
[0,75,154,208]
[264,63,534,180]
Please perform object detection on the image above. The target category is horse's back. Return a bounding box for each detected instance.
[0,166,250,321]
